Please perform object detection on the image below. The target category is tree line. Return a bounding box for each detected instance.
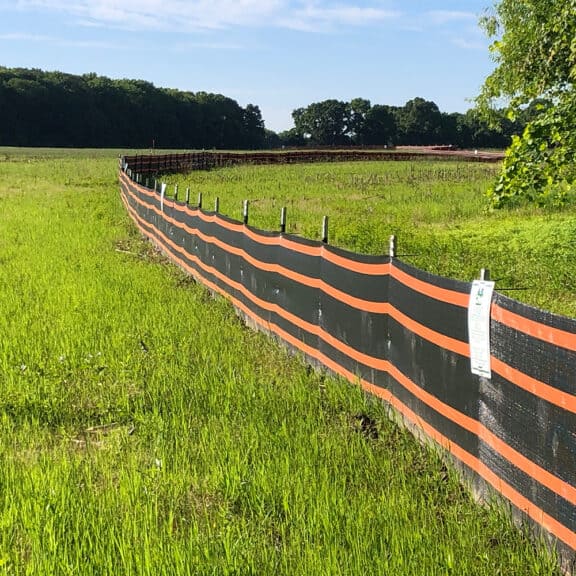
[276,97,535,149]
[0,67,266,149]
[0,67,530,150]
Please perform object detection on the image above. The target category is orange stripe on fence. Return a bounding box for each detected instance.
[122,188,576,551]
[122,190,390,372]
[389,361,576,508]
[491,357,576,413]
[122,178,576,413]
[396,399,576,551]
[121,188,576,513]
[121,177,576,415]
[389,307,470,358]
[121,172,390,275]
[390,263,469,308]
[492,303,576,352]
[123,175,390,309]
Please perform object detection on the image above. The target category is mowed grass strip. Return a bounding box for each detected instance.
[164,161,576,317]
[0,149,561,575]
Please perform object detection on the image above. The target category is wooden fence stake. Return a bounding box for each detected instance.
[389,235,397,258]
[243,200,249,225]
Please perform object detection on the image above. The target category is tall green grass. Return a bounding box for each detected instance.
[0,149,562,574]
[163,161,576,317]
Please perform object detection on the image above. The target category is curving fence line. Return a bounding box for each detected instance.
[119,155,576,568]
[123,148,502,176]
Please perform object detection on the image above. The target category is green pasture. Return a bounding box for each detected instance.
[163,160,576,317]
[0,147,563,575]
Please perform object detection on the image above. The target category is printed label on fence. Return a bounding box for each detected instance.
[160,182,167,212]
[468,280,495,378]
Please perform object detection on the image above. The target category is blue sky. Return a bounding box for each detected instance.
[0,0,496,132]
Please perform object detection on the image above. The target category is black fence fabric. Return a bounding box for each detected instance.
[119,167,576,561]
[122,149,502,176]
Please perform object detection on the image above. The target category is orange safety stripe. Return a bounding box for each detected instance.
[388,362,576,508]
[128,172,576,351]
[124,175,390,310]
[121,179,576,414]
[121,172,390,275]
[122,180,576,414]
[389,394,576,551]
[122,189,576,513]
[491,357,576,413]
[123,173,469,306]
[493,303,576,352]
[390,262,469,308]
[389,307,470,358]
[123,191,388,370]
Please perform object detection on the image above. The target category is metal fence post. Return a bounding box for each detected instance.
[389,235,397,259]
[243,200,249,225]
[322,216,329,244]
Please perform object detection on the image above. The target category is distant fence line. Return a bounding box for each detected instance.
[123,149,503,176]
[119,153,576,570]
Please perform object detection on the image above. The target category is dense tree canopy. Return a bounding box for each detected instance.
[288,97,522,149]
[396,98,443,146]
[292,100,351,146]
[0,66,526,152]
[0,67,266,149]
[477,0,576,207]
[362,105,397,146]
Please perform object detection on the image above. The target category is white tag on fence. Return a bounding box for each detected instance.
[160,183,167,212]
[468,280,495,378]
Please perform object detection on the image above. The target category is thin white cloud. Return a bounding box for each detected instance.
[445,20,488,51]
[451,36,485,51]
[282,4,400,32]
[15,0,286,30]
[170,41,248,52]
[63,38,127,48]
[0,32,53,41]
[426,10,477,25]
[12,0,401,32]
[398,9,481,36]
[0,30,128,49]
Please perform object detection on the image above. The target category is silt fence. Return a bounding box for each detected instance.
[119,157,576,568]
[123,149,501,177]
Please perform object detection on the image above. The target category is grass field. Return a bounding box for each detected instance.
[0,147,563,574]
[162,160,576,317]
